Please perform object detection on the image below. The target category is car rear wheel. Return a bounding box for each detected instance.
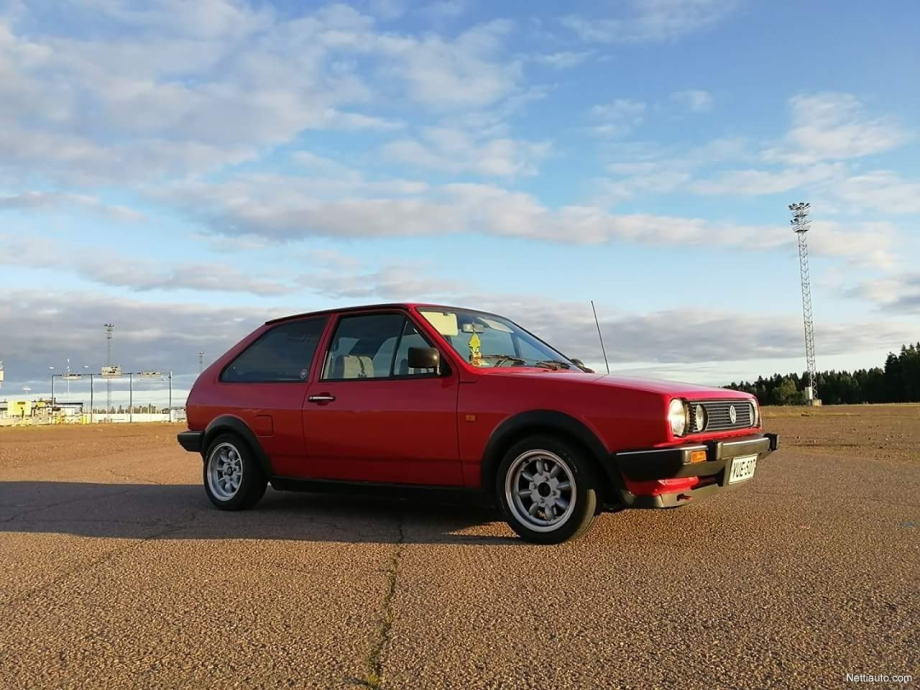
[203,433,267,510]
[497,435,600,544]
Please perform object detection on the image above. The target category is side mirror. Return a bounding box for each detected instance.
[408,347,440,371]
[571,358,595,373]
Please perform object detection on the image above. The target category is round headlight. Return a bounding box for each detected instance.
[693,404,706,432]
[668,399,689,437]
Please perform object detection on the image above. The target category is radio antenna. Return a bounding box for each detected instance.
[591,300,610,374]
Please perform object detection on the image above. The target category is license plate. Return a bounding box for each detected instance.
[728,454,757,484]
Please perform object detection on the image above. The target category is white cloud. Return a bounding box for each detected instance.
[304,247,364,271]
[304,262,465,301]
[0,289,267,388]
[0,125,258,185]
[369,0,408,20]
[595,137,749,202]
[380,127,551,177]
[688,162,847,196]
[590,99,646,137]
[763,93,912,165]
[847,272,920,314]
[599,94,915,219]
[0,3,523,186]
[532,51,592,69]
[373,20,521,110]
[0,232,294,296]
[804,220,897,270]
[671,89,713,112]
[155,173,902,272]
[70,0,276,39]
[425,84,551,139]
[0,191,143,221]
[834,171,920,215]
[419,1,468,23]
[157,173,787,249]
[562,0,739,43]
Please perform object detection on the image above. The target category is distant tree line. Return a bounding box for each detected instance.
[726,343,920,405]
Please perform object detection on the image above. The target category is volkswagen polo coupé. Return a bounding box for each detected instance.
[178,303,778,543]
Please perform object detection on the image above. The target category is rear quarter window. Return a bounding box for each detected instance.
[221,318,327,383]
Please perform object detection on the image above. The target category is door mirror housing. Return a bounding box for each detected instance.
[570,358,594,373]
[407,347,440,371]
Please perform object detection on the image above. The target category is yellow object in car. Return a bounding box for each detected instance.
[469,332,482,366]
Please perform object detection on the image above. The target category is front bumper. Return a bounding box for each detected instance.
[609,432,779,508]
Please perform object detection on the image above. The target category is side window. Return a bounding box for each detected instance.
[393,320,436,376]
[221,318,327,383]
[322,314,406,380]
[373,335,399,376]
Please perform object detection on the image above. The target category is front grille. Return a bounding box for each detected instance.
[690,400,754,433]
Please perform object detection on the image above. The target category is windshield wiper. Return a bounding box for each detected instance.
[479,354,526,367]
[479,355,572,370]
[533,359,572,370]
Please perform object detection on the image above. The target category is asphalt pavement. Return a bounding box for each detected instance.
[0,420,917,689]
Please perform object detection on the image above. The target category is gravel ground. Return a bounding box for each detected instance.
[0,407,917,689]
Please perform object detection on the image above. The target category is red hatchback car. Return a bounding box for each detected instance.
[178,303,778,543]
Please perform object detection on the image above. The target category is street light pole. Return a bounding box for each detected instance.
[89,373,94,424]
[129,372,133,423]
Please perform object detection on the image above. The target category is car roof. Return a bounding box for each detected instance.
[265,303,467,325]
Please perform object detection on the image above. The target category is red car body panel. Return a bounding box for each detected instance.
[303,375,461,485]
[183,303,776,505]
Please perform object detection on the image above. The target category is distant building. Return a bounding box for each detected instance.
[1,400,33,419]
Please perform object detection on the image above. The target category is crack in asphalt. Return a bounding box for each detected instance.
[353,513,405,690]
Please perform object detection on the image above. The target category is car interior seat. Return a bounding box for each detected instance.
[332,355,374,379]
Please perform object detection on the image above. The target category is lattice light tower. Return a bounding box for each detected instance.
[198,351,205,375]
[104,323,115,415]
[789,203,819,405]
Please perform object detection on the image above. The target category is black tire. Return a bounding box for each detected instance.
[203,433,267,511]
[496,435,600,544]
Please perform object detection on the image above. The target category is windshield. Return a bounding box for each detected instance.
[418,309,576,369]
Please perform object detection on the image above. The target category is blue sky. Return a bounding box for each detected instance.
[1,0,918,402]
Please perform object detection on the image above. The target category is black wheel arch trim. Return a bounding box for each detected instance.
[203,415,274,476]
[480,410,625,504]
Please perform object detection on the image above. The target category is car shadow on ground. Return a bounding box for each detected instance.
[0,481,522,545]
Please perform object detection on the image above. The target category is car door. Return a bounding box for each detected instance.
[302,311,462,486]
[216,316,328,477]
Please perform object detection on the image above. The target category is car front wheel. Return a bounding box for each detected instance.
[497,435,600,544]
[203,433,267,510]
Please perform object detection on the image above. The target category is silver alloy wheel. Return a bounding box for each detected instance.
[505,449,577,533]
[207,442,244,501]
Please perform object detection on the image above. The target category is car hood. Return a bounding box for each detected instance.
[476,368,754,400]
[590,374,753,399]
